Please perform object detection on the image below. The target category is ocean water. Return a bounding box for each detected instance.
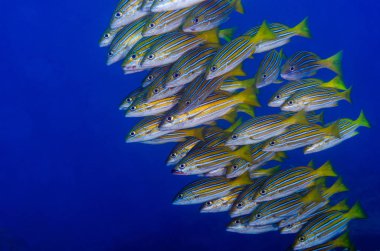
[1,0,379,250]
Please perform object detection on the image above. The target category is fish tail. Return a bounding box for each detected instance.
[332,232,353,250]
[314,161,337,178]
[227,63,247,77]
[330,199,350,212]
[286,110,309,125]
[355,110,371,128]
[325,177,349,198]
[321,50,343,75]
[229,171,253,187]
[232,0,245,14]
[291,17,311,38]
[273,151,287,161]
[191,127,206,141]
[254,165,281,176]
[315,112,325,124]
[307,160,315,168]
[320,76,347,90]
[219,28,236,42]
[234,145,252,162]
[238,104,255,117]
[222,110,238,123]
[340,86,352,103]
[301,187,324,204]
[315,177,327,191]
[322,121,341,138]
[196,28,221,44]
[241,77,257,89]
[344,202,367,220]
[236,87,261,107]
[250,21,277,44]
[225,118,243,133]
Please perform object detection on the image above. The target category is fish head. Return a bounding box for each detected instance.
[226,216,249,232]
[268,91,287,107]
[262,138,284,152]
[205,59,226,80]
[224,132,246,146]
[280,222,304,234]
[145,83,166,102]
[159,112,186,131]
[255,68,280,89]
[125,125,147,143]
[119,88,144,110]
[165,67,187,88]
[280,97,303,112]
[142,19,160,37]
[122,49,145,72]
[293,232,315,250]
[124,98,147,117]
[230,198,259,218]
[99,27,121,47]
[281,61,301,80]
[110,1,145,29]
[141,48,170,68]
[107,46,129,66]
[200,199,224,213]
[248,209,272,226]
[172,190,194,205]
[171,160,195,175]
[182,12,207,32]
[166,150,183,166]
[225,159,250,178]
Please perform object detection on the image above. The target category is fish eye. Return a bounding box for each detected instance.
[115,12,122,18]
[104,33,110,38]
[192,18,199,24]
[108,51,114,56]
[288,100,294,105]
[286,224,294,229]
[149,23,155,28]
[170,153,177,158]
[148,54,155,60]
[263,74,267,78]
[185,100,191,105]
[298,236,305,242]
[179,164,186,169]
[129,131,136,137]
[290,66,295,71]
[269,141,275,146]
[255,213,262,219]
[173,72,180,79]
[153,88,159,94]
[126,98,132,103]
[210,66,217,72]
[130,106,136,111]
[234,220,241,224]
[206,201,212,206]
[232,135,238,140]
[236,202,243,208]
[178,193,184,199]
[260,189,266,195]
[147,75,153,80]
[167,116,174,122]
[131,54,137,59]
[232,165,238,170]
[275,95,281,99]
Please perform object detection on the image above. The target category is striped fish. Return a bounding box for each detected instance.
[141,30,219,68]
[142,7,194,36]
[107,16,148,65]
[220,77,256,93]
[140,127,205,144]
[269,76,347,107]
[226,143,286,178]
[205,21,276,80]
[225,111,309,146]
[279,178,349,228]
[140,0,154,11]
[159,88,259,131]
[119,86,147,110]
[305,111,370,154]
[243,18,311,54]
[200,186,246,213]
[252,161,337,203]
[125,92,181,117]
[301,232,353,251]
[182,0,244,32]
[172,173,252,205]
[262,123,341,152]
[293,202,366,250]
[248,189,323,226]
[281,111,325,125]
[255,49,284,88]
[172,145,252,175]
[145,75,185,102]
[229,177,268,217]
[281,87,352,112]
[142,65,171,87]
[151,0,206,12]
[165,45,219,88]
[281,51,343,80]
[122,34,166,73]
[227,215,279,234]
[99,26,124,47]
[110,0,148,29]
[203,167,226,177]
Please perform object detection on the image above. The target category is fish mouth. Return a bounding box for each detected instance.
[171,169,185,175]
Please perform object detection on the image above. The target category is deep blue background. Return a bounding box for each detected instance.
[1,0,379,250]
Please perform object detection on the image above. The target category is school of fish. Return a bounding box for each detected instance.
[100,0,370,249]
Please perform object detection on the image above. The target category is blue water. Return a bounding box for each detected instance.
[1,0,379,250]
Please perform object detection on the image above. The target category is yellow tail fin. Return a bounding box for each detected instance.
[222,110,238,123]
[321,121,341,138]
[355,110,371,128]
[197,29,220,44]
[241,77,257,89]
[189,127,205,141]
[273,151,287,162]
[234,145,252,162]
[301,187,324,204]
[238,104,255,117]
[226,63,247,77]
[229,171,253,187]
[331,232,353,249]
[320,51,343,75]
[344,202,367,220]
[226,118,243,133]
[285,110,309,125]
[219,28,236,42]
[314,161,337,178]
[320,76,347,90]
[324,177,349,198]
[330,199,350,212]
[290,17,311,38]
[232,0,245,14]
[250,21,276,44]
[253,165,281,176]
[339,87,352,103]
[307,160,315,168]
[235,87,261,107]
[314,112,325,124]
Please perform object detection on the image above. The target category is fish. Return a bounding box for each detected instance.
[140,127,205,144]
[225,143,286,178]
[122,34,166,73]
[292,202,366,250]
[172,145,252,175]
[182,0,244,32]
[159,88,259,131]
[99,26,124,47]
[110,0,148,29]
[301,232,354,251]
[205,21,277,80]
[200,186,246,213]
[281,111,325,125]
[254,49,284,88]
[119,87,147,110]
[227,215,279,234]
[142,65,172,87]
[142,7,195,37]
[252,161,337,202]
[167,65,248,116]
[125,92,181,117]
[166,127,226,166]
[140,0,155,11]
[151,0,207,12]
[229,177,268,217]
[248,165,282,179]
[243,18,311,54]
[165,45,220,88]
[268,76,347,107]
[141,29,222,68]
[262,123,341,152]
[248,189,324,226]
[203,167,227,177]
[305,111,371,154]
[281,87,352,112]
[220,77,256,93]
[281,51,343,80]
[172,172,252,205]
[107,16,148,65]
[225,110,309,146]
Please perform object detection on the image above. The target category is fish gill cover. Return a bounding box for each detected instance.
[99,0,370,250]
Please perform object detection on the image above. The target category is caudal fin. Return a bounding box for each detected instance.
[314,161,337,178]
[325,177,349,198]
[232,0,245,14]
[197,29,220,44]
[355,110,371,128]
[238,104,256,117]
[235,87,261,107]
[344,202,367,220]
[190,127,205,141]
[229,171,253,187]
[322,121,341,138]
[286,110,309,125]
[321,76,347,90]
[332,232,353,250]
[339,87,352,103]
[219,28,236,42]
[321,51,343,75]
[250,21,276,44]
[290,17,311,38]
[234,145,252,162]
